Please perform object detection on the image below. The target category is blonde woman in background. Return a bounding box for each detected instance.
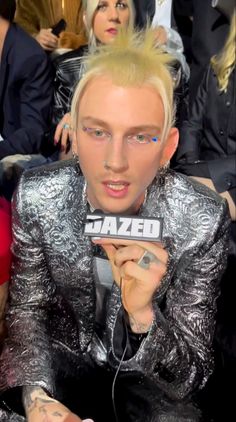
[53,0,135,153]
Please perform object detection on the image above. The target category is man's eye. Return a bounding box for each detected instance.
[94,129,105,137]
[129,134,151,144]
[136,134,147,142]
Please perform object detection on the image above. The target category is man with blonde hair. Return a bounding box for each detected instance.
[0,28,230,422]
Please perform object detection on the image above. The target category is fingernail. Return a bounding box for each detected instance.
[61,145,65,152]
[91,237,101,241]
[83,420,94,422]
[54,139,58,145]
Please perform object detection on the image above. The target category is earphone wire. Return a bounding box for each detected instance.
[111,277,129,422]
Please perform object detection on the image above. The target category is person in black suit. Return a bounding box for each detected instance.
[175,9,236,419]
[189,0,230,105]
[0,0,53,161]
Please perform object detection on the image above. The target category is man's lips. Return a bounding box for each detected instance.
[102,181,130,191]
[102,181,130,198]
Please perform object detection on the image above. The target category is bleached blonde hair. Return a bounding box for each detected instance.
[211,10,236,92]
[71,28,176,144]
[82,0,135,48]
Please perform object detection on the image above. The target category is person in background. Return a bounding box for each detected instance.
[0,27,230,422]
[175,8,235,421]
[188,0,232,105]
[14,0,87,52]
[53,0,135,156]
[0,0,53,161]
[175,8,235,220]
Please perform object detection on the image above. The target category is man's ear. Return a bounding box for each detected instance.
[159,127,179,167]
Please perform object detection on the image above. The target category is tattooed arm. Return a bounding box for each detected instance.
[22,386,83,422]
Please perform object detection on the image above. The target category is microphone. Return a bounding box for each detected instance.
[84,211,163,242]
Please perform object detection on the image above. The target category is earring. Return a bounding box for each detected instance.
[72,151,79,162]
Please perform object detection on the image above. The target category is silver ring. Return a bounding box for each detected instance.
[62,123,70,130]
[137,250,159,269]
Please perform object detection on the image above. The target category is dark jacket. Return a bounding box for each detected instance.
[52,45,87,125]
[0,24,53,159]
[189,0,229,103]
[176,66,236,203]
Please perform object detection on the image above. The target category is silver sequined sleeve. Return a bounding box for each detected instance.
[0,176,57,396]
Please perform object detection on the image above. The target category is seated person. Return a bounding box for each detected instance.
[52,0,135,126]
[14,0,87,52]
[52,0,135,159]
[188,0,232,105]
[175,8,236,220]
[0,0,53,192]
[0,27,230,422]
[175,9,236,420]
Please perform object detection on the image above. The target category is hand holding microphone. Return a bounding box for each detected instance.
[92,236,168,334]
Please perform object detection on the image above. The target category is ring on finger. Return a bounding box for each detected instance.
[62,123,70,130]
[137,250,160,269]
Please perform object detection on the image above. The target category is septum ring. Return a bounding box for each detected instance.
[138,250,160,269]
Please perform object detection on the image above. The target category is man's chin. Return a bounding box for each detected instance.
[97,200,137,216]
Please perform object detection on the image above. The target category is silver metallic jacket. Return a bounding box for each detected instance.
[0,159,230,419]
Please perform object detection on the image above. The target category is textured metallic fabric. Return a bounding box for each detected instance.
[0,159,230,421]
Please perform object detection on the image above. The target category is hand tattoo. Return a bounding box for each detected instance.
[23,386,57,414]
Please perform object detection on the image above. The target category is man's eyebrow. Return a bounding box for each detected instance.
[126,125,161,133]
[81,117,161,132]
[81,117,110,127]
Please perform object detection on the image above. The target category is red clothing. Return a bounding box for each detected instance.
[0,197,12,285]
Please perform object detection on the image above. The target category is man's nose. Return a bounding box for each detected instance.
[104,137,128,173]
